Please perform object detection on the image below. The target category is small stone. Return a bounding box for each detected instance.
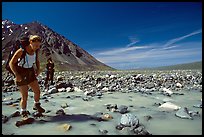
[59,123,72,131]
[99,129,108,135]
[101,113,113,121]
[116,124,124,130]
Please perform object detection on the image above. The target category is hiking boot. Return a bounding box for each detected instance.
[33,103,45,113]
[21,111,30,119]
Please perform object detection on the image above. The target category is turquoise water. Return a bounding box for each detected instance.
[2,89,202,135]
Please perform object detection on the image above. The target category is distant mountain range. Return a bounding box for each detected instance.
[148,61,202,70]
[2,19,114,71]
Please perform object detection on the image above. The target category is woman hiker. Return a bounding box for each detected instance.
[9,35,45,118]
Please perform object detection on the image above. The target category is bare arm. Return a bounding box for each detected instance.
[9,48,23,76]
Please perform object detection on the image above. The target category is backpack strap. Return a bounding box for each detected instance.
[36,49,39,63]
[19,45,27,67]
[25,52,29,68]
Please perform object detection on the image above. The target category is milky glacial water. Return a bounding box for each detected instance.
[2,89,202,135]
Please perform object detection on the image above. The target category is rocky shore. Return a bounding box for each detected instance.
[2,70,202,135]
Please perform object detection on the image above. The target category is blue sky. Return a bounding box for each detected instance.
[2,2,202,70]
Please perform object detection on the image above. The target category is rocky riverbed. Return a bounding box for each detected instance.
[2,70,202,135]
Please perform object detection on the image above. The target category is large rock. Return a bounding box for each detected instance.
[159,102,181,111]
[118,105,129,114]
[162,88,173,96]
[120,113,139,127]
[175,107,193,120]
[48,88,58,94]
[133,125,151,135]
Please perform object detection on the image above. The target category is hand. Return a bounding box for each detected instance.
[15,74,22,82]
[35,69,40,76]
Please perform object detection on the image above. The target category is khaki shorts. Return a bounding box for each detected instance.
[15,66,37,86]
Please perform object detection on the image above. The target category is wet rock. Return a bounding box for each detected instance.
[2,115,9,123]
[153,102,161,106]
[118,105,129,114]
[15,118,35,127]
[116,124,124,130]
[61,103,69,109]
[189,111,200,117]
[193,103,202,108]
[99,129,108,135]
[133,125,151,135]
[106,104,118,112]
[56,109,66,115]
[175,107,193,120]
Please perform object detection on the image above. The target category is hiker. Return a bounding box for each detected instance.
[9,35,45,118]
[44,57,55,90]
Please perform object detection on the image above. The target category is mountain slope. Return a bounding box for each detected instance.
[2,19,114,71]
[151,61,202,70]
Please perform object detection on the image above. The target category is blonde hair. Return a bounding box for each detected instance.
[29,35,42,42]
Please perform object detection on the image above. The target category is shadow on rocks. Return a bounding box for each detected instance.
[44,113,108,123]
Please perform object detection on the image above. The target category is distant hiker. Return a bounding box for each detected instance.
[9,35,45,118]
[44,57,55,90]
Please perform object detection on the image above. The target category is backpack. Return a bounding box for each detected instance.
[5,37,30,75]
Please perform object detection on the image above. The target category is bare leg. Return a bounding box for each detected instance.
[19,85,29,110]
[29,80,45,113]
[28,80,41,102]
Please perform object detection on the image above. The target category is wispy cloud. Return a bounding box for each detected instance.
[126,40,140,48]
[127,36,140,47]
[95,45,201,64]
[163,29,202,48]
[98,46,151,56]
[92,29,202,69]
[162,45,179,50]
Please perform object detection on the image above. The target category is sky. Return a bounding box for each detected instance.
[2,2,202,70]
